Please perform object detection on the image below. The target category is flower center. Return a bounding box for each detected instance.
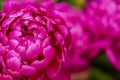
[21,24,34,37]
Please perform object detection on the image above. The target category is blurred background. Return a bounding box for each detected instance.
[0,0,120,80]
[55,0,120,80]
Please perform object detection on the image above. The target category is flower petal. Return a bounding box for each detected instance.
[19,65,36,76]
[6,57,21,71]
[46,57,60,79]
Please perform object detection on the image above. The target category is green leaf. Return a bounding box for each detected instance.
[90,67,115,80]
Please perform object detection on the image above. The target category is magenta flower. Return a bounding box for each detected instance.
[0,0,71,80]
[69,10,106,72]
[60,0,116,72]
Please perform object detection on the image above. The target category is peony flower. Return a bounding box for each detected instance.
[69,9,106,72]
[59,0,114,72]
[0,0,71,80]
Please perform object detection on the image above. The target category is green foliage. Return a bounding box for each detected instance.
[0,0,4,10]
[55,0,61,2]
[67,0,86,8]
[90,68,115,80]
[90,53,120,80]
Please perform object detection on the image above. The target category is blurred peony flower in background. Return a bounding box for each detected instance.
[0,0,71,80]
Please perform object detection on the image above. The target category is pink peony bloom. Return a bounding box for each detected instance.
[0,0,71,80]
[69,8,106,72]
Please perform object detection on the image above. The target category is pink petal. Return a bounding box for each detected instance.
[26,43,42,61]
[0,43,6,56]
[43,45,55,62]
[16,46,26,60]
[0,74,13,80]
[19,65,36,76]
[31,60,48,71]
[46,57,60,79]
[8,69,21,78]
[8,30,22,38]
[2,17,15,28]
[6,50,20,59]
[57,25,69,38]
[0,56,6,69]
[52,66,71,80]
[21,0,34,2]
[8,39,19,49]
[6,57,21,71]
[3,0,19,12]
[42,37,50,48]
